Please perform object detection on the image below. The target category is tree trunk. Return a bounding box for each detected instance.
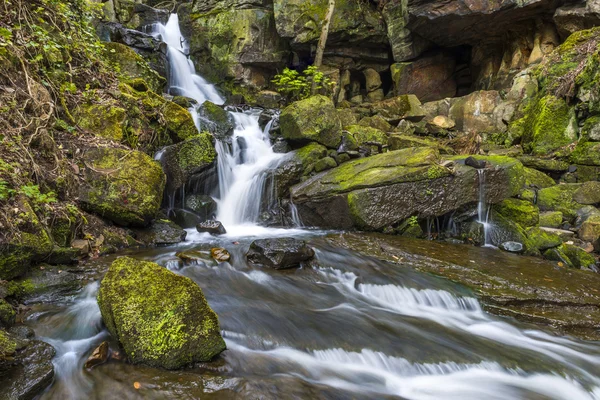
[311,0,336,94]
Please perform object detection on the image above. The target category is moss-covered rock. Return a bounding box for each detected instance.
[493,198,539,228]
[573,181,600,204]
[537,184,585,220]
[526,227,563,251]
[314,156,337,172]
[517,156,570,172]
[163,101,199,142]
[523,167,556,189]
[369,95,425,123]
[197,101,234,142]
[79,148,166,227]
[343,125,388,153]
[450,155,526,198]
[160,133,217,192]
[76,103,126,141]
[539,211,563,228]
[0,300,15,327]
[358,115,393,132]
[337,109,358,128]
[579,214,600,245]
[571,141,600,166]
[560,244,597,269]
[98,257,226,369]
[0,199,53,280]
[104,42,165,93]
[280,95,342,148]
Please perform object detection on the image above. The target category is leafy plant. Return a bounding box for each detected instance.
[0,180,15,201]
[272,66,334,102]
[19,184,57,204]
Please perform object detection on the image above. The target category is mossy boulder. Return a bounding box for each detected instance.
[493,198,539,228]
[0,300,15,328]
[337,109,358,128]
[197,101,234,142]
[343,125,388,152]
[369,95,425,123]
[280,95,342,148]
[539,211,563,228]
[358,115,393,132]
[0,199,53,280]
[526,227,563,251]
[98,257,226,369]
[314,156,337,172]
[163,101,199,142]
[79,148,166,227]
[579,214,600,245]
[76,103,126,141]
[104,42,165,93]
[160,133,217,192]
[537,184,585,220]
[523,167,556,189]
[571,142,600,166]
[518,156,570,172]
[557,244,597,269]
[573,181,600,204]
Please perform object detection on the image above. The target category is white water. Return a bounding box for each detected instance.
[154,14,286,235]
[477,169,493,246]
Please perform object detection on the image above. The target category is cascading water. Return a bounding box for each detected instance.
[477,169,492,246]
[153,15,286,234]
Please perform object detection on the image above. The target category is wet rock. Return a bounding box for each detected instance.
[98,257,226,369]
[185,195,217,221]
[197,101,235,143]
[500,241,524,253]
[79,148,166,227]
[85,341,110,369]
[211,248,231,263]
[464,156,487,169]
[170,209,204,229]
[246,238,315,269]
[133,219,187,246]
[526,227,563,251]
[280,95,342,149]
[176,250,211,265]
[0,337,55,400]
[196,221,227,235]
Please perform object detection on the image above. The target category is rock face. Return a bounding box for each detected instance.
[391,53,457,102]
[280,95,342,148]
[98,257,226,369]
[79,148,166,227]
[291,148,524,230]
[246,238,315,269]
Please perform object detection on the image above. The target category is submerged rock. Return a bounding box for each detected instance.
[84,341,109,369]
[196,221,227,235]
[246,238,315,269]
[500,241,524,253]
[211,248,231,263]
[98,257,226,369]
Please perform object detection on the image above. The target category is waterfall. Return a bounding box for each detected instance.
[476,169,492,247]
[153,14,285,234]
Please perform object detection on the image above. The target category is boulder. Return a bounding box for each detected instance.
[391,53,457,102]
[526,227,563,251]
[159,133,217,192]
[197,102,235,142]
[449,91,502,135]
[280,95,342,149]
[291,149,525,230]
[579,214,600,246]
[211,248,231,263]
[76,102,126,141]
[84,341,110,369]
[133,219,187,246]
[246,238,315,269]
[342,125,388,153]
[539,211,563,228]
[185,195,218,221]
[79,148,166,227]
[98,257,226,369]
[368,95,425,124]
[493,198,539,228]
[104,42,165,93]
[523,167,556,189]
[196,221,227,235]
[358,115,392,132]
[574,181,600,205]
[517,156,570,172]
[537,184,585,220]
[571,142,600,166]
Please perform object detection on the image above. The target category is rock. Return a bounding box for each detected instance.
[246,238,315,269]
[85,341,109,369]
[526,227,563,251]
[79,148,166,227]
[358,115,392,132]
[197,102,235,142]
[0,300,15,328]
[554,2,600,39]
[0,199,53,280]
[133,219,187,246]
[104,42,165,93]
[539,227,576,241]
[280,95,342,149]
[196,221,227,235]
[579,214,600,247]
[211,248,231,263]
[337,109,358,129]
[493,198,539,228]
[574,181,600,205]
[175,250,212,265]
[0,335,55,400]
[185,195,218,221]
[488,213,533,254]
[387,134,447,152]
[314,157,337,173]
[391,53,457,102]
[368,95,425,124]
[523,167,556,189]
[464,156,488,169]
[449,91,502,135]
[537,184,585,220]
[160,134,217,193]
[169,209,204,229]
[571,142,600,166]
[500,241,524,253]
[539,211,563,228]
[98,257,226,369]
[291,149,525,230]
[517,156,570,172]
[343,125,388,154]
[550,244,598,269]
[76,102,126,141]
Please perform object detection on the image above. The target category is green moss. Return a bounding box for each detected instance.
[79,148,166,227]
[450,155,526,197]
[0,330,16,360]
[76,103,126,141]
[178,133,217,170]
[280,95,342,148]
[0,299,15,327]
[571,142,600,166]
[539,211,563,228]
[526,227,563,251]
[560,244,597,269]
[98,257,226,369]
[494,198,539,227]
[537,184,584,220]
[104,42,166,93]
[523,167,556,189]
[163,102,199,142]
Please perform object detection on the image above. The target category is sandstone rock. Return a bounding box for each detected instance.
[391,53,457,102]
[98,257,226,369]
[246,238,315,269]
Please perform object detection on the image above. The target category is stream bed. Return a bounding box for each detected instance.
[26,230,600,400]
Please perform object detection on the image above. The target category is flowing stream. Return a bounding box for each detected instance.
[21,14,600,400]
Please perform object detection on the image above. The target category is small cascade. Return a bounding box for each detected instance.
[289,199,303,227]
[476,169,492,246]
